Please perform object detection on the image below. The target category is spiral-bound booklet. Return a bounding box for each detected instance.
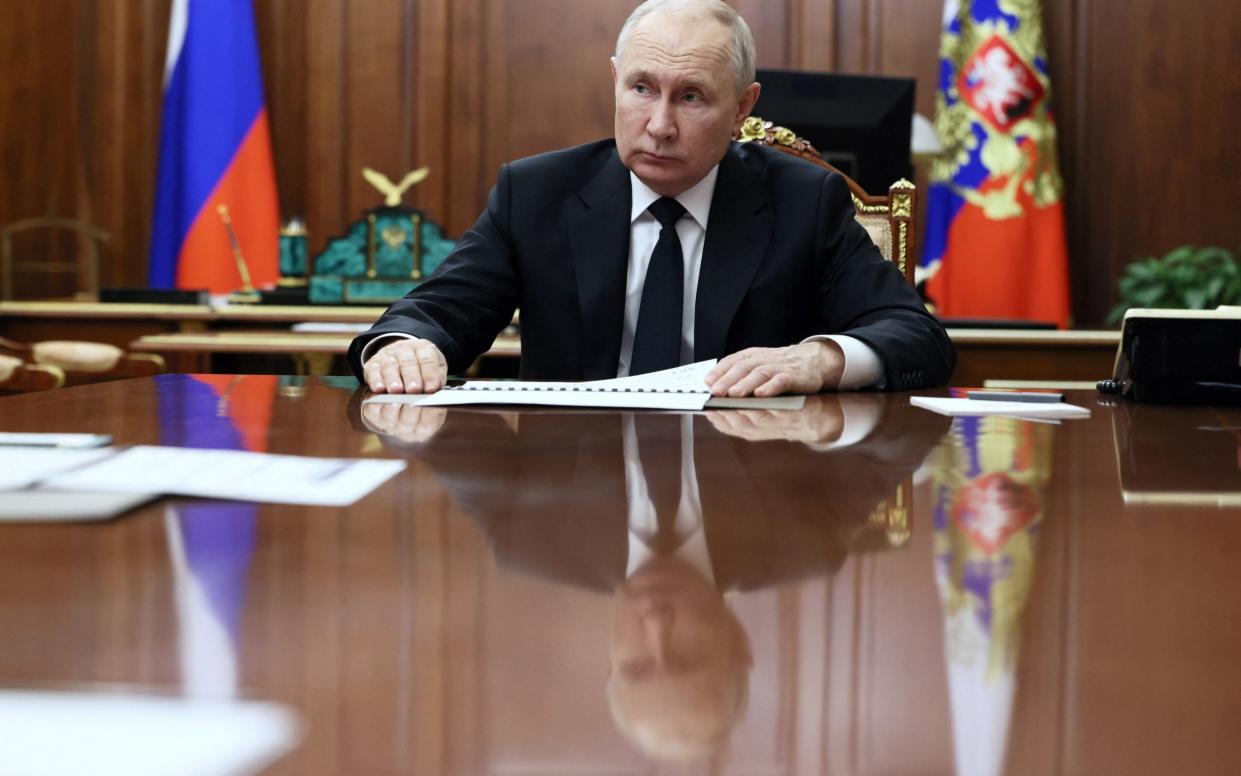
[360,359,794,413]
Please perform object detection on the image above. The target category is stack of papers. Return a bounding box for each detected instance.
[0,445,406,522]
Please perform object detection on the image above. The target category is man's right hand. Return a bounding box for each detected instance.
[362,338,448,394]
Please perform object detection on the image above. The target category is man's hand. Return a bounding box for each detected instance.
[362,338,448,394]
[705,341,845,397]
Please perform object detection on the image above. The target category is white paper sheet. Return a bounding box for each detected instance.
[44,446,406,506]
[367,359,719,411]
[0,447,115,490]
[0,690,299,776]
[911,396,1091,419]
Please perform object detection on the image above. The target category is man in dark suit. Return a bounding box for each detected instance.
[350,0,954,396]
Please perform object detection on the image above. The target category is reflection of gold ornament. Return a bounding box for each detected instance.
[361,166,430,207]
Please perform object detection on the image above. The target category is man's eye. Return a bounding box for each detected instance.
[634,83,651,95]
[683,93,701,103]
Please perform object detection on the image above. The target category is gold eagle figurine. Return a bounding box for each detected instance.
[362,166,431,207]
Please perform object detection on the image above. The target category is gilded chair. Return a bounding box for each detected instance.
[0,336,165,387]
[735,116,917,285]
[0,217,109,300]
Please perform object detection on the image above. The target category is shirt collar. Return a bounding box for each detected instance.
[628,164,719,230]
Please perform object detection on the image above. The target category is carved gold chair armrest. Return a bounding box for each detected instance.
[735,116,916,285]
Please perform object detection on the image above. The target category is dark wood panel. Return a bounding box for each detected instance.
[2,0,1238,324]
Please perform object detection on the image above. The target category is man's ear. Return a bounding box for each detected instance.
[736,81,761,126]
[610,56,619,85]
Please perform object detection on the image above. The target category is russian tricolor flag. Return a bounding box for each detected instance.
[150,0,280,293]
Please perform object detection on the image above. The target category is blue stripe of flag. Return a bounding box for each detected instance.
[149,0,268,287]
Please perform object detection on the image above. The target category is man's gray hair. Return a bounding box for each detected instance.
[614,0,757,94]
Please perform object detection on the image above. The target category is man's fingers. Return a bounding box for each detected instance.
[364,339,447,394]
[417,347,446,392]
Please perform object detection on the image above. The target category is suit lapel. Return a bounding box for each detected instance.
[695,143,772,361]
[569,152,632,379]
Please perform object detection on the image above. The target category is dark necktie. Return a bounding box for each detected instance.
[635,413,682,554]
[629,197,687,376]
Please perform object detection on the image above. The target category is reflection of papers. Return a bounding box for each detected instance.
[44,446,405,506]
[0,690,299,776]
[0,490,155,522]
[911,396,1090,419]
[367,360,718,411]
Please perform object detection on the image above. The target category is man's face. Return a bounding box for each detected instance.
[611,12,760,197]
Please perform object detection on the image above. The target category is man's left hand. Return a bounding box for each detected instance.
[705,341,845,397]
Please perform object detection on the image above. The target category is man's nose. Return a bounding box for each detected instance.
[641,601,673,663]
[646,99,678,141]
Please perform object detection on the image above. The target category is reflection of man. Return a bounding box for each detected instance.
[356,396,950,758]
[350,0,954,397]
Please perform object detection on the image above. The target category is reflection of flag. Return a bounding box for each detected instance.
[919,0,1070,327]
[149,0,279,293]
[930,415,1053,776]
[157,376,276,659]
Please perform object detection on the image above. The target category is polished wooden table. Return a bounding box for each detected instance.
[1,377,1238,774]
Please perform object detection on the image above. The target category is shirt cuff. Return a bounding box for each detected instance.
[801,334,884,390]
[804,397,884,452]
[360,333,419,365]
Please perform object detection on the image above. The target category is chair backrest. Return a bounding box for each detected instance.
[735,117,916,285]
[0,218,109,300]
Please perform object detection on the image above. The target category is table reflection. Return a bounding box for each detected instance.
[927,416,1055,776]
[1112,401,1241,506]
[358,393,950,760]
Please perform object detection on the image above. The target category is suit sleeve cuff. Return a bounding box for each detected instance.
[360,333,419,365]
[801,334,885,390]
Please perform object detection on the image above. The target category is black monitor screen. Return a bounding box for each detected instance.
[752,69,914,194]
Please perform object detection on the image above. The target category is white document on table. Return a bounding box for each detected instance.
[366,359,720,411]
[44,446,406,506]
[0,447,116,490]
[0,690,299,776]
[911,396,1091,419]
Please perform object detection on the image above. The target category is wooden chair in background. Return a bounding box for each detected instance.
[0,217,108,300]
[735,116,917,285]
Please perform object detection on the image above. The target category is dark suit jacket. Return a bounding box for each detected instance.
[348,140,955,389]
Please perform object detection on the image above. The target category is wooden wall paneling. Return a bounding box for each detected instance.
[789,0,839,72]
[1,1,81,299]
[734,0,791,70]
[343,0,411,219]
[304,0,349,254]
[256,0,311,223]
[412,0,451,227]
[445,0,488,237]
[1076,0,1241,324]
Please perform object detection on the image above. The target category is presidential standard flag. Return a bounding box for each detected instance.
[149,0,280,293]
[920,0,1070,327]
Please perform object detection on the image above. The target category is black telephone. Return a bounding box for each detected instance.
[1097,308,1241,405]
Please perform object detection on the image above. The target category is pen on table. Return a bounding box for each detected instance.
[965,390,1065,404]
